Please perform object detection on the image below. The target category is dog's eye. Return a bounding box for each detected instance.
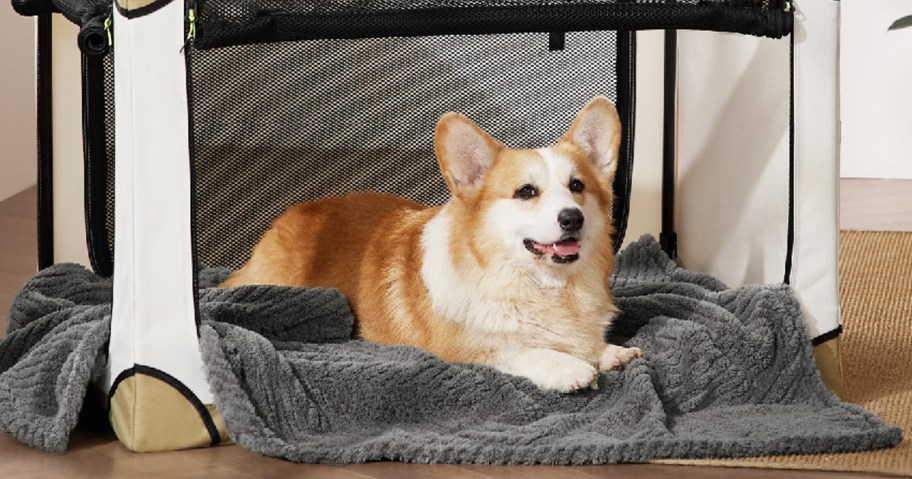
[569,178,585,194]
[514,184,539,201]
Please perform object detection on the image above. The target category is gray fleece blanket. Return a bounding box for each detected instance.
[0,235,902,462]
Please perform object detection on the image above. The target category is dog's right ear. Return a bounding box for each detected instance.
[435,112,502,196]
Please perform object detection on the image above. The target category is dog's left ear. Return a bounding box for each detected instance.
[561,96,622,180]
[435,112,503,197]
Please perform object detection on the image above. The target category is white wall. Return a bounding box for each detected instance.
[0,9,37,201]
[0,11,89,263]
[0,11,90,267]
[841,0,912,180]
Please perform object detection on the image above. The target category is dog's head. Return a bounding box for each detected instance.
[434,96,621,278]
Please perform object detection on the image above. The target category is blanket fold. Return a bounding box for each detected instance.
[0,235,902,463]
[0,263,112,453]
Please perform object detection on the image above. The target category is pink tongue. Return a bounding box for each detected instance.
[553,239,580,256]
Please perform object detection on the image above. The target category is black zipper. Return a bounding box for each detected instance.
[612,30,636,252]
[783,29,795,284]
[185,0,203,333]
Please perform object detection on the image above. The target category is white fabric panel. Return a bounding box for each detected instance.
[106,5,134,392]
[676,32,791,288]
[676,0,841,340]
[623,31,665,247]
[790,0,841,339]
[106,0,213,403]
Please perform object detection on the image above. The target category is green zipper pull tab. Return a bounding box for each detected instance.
[104,14,113,47]
[784,1,792,13]
[187,7,197,41]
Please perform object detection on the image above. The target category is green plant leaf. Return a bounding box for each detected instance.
[888,15,912,31]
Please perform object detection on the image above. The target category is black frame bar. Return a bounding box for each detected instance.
[37,13,54,269]
[659,29,677,259]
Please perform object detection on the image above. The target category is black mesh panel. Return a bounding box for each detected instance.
[83,51,115,276]
[188,31,622,269]
[104,53,116,265]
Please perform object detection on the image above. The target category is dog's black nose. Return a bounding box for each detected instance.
[558,208,584,232]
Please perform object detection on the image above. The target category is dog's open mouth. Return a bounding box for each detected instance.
[523,238,581,264]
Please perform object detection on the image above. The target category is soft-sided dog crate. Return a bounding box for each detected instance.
[12,0,841,452]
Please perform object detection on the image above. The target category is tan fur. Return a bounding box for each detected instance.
[222,97,643,392]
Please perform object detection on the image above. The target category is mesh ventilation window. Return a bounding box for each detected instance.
[188,31,626,269]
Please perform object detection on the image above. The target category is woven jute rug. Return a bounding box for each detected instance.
[656,230,911,475]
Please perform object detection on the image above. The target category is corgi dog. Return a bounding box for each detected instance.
[221,96,643,392]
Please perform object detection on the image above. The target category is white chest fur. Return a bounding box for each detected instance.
[419,209,613,351]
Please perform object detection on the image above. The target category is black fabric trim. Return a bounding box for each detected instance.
[82,54,114,277]
[108,365,222,447]
[37,13,54,270]
[611,30,635,252]
[548,32,565,51]
[114,0,173,19]
[659,29,677,259]
[107,368,135,404]
[195,3,792,50]
[783,32,795,284]
[811,325,842,347]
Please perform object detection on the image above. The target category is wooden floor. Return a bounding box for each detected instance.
[1,180,910,479]
[840,179,912,232]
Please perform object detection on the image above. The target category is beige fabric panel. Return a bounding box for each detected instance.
[813,336,844,398]
[109,373,229,452]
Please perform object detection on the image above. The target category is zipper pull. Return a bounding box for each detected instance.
[187,5,197,42]
[104,13,113,47]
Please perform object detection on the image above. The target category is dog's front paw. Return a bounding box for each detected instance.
[533,356,599,392]
[598,344,644,372]
[497,348,598,393]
